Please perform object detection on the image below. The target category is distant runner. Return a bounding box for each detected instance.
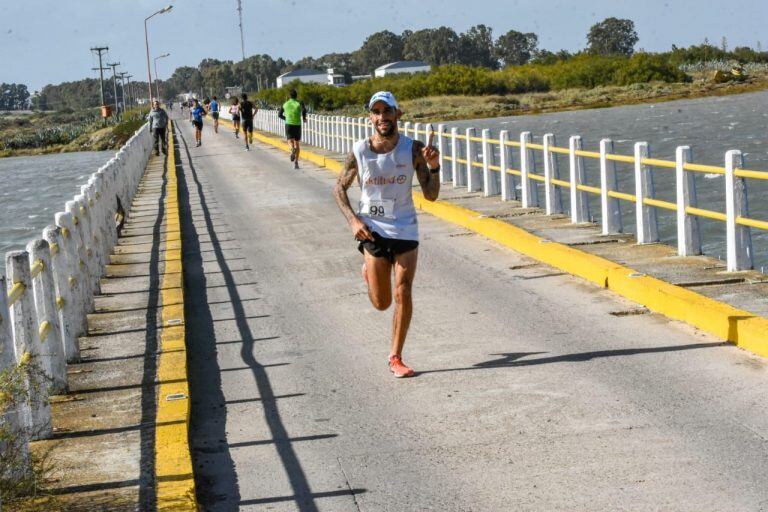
[209,96,220,134]
[191,98,206,147]
[147,99,169,156]
[240,93,256,151]
[332,91,440,378]
[278,89,307,169]
[229,97,241,138]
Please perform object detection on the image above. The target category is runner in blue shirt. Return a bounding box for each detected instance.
[191,99,207,147]
[209,96,220,134]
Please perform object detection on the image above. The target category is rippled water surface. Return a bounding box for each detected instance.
[440,90,768,268]
[0,151,113,254]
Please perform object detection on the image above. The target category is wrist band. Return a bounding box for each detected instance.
[429,164,441,174]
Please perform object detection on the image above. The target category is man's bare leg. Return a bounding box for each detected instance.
[390,249,417,357]
[363,251,391,311]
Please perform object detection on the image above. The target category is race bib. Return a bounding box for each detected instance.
[360,198,395,219]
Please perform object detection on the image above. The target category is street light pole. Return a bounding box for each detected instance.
[144,5,173,104]
[153,53,170,100]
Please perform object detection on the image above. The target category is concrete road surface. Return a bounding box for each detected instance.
[173,116,768,512]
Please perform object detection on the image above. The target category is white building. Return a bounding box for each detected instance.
[374,60,431,78]
[276,69,327,88]
[326,68,346,87]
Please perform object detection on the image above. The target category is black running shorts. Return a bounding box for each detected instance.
[285,124,302,141]
[358,231,418,262]
[232,114,240,122]
[211,112,219,120]
[192,120,203,130]
[242,118,254,131]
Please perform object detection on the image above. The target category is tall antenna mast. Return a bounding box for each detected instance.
[237,0,247,89]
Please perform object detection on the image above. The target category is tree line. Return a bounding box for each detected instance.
[0,83,31,110]
[17,17,768,112]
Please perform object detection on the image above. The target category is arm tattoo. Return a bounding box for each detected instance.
[413,140,440,201]
[333,152,360,224]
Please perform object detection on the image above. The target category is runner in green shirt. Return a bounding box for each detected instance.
[278,89,307,169]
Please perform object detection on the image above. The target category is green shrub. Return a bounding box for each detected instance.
[252,55,690,113]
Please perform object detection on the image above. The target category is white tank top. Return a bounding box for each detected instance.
[353,135,418,241]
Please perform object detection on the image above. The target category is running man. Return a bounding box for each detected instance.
[239,93,256,151]
[146,99,169,156]
[229,97,241,138]
[209,96,220,133]
[278,89,307,169]
[332,91,440,378]
[190,98,206,147]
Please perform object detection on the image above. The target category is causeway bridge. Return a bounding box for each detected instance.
[2,106,768,511]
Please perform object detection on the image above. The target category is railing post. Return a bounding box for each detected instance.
[634,142,659,243]
[599,138,622,234]
[413,123,421,147]
[725,149,753,271]
[466,128,481,192]
[7,250,52,440]
[481,129,496,197]
[520,131,537,207]
[543,133,563,214]
[436,124,447,183]
[42,225,80,363]
[57,209,91,329]
[675,146,702,256]
[332,116,338,152]
[403,122,411,141]
[450,127,460,187]
[499,130,514,201]
[26,240,67,394]
[0,274,32,476]
[346,117,354,153]
[569,136,589,223]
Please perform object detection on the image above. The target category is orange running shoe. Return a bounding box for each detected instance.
[389,354,415,378]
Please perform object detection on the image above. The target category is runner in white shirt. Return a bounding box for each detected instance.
[333,91,440,377]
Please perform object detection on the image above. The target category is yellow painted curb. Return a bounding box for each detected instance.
[236,121,768,360]
[155,121,198,510]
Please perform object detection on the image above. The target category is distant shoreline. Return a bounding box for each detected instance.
[333,75,768,123]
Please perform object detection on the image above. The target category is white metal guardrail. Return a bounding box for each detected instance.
[0,122,153,474]
[246,109,765,273]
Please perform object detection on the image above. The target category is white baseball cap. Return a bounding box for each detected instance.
[368,91,399,110]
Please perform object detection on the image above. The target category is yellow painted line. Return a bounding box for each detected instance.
[154,120,197,511]
[242,124,768,361]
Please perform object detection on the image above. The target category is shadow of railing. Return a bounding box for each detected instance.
[176,127,366,510]
[418,342,728,375]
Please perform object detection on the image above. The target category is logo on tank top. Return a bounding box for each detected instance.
[365,175,407,186]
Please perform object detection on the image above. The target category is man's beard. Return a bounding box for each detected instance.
[375,122,396,137]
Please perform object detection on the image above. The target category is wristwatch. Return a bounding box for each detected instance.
[429,164,441,174]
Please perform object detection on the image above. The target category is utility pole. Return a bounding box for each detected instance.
[107,62,120,119]
[125,74,133,109]
[118,72,129,112]
[90,46,109,124]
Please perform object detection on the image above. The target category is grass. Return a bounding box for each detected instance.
[0,108,148,158]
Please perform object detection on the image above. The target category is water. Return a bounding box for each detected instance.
[440,90,768,269]
[0,151,114,254]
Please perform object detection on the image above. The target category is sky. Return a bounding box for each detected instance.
[1,0,766,92]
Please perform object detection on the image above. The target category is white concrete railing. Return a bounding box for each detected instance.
[245,109,766,273]
[0,123,153,470]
